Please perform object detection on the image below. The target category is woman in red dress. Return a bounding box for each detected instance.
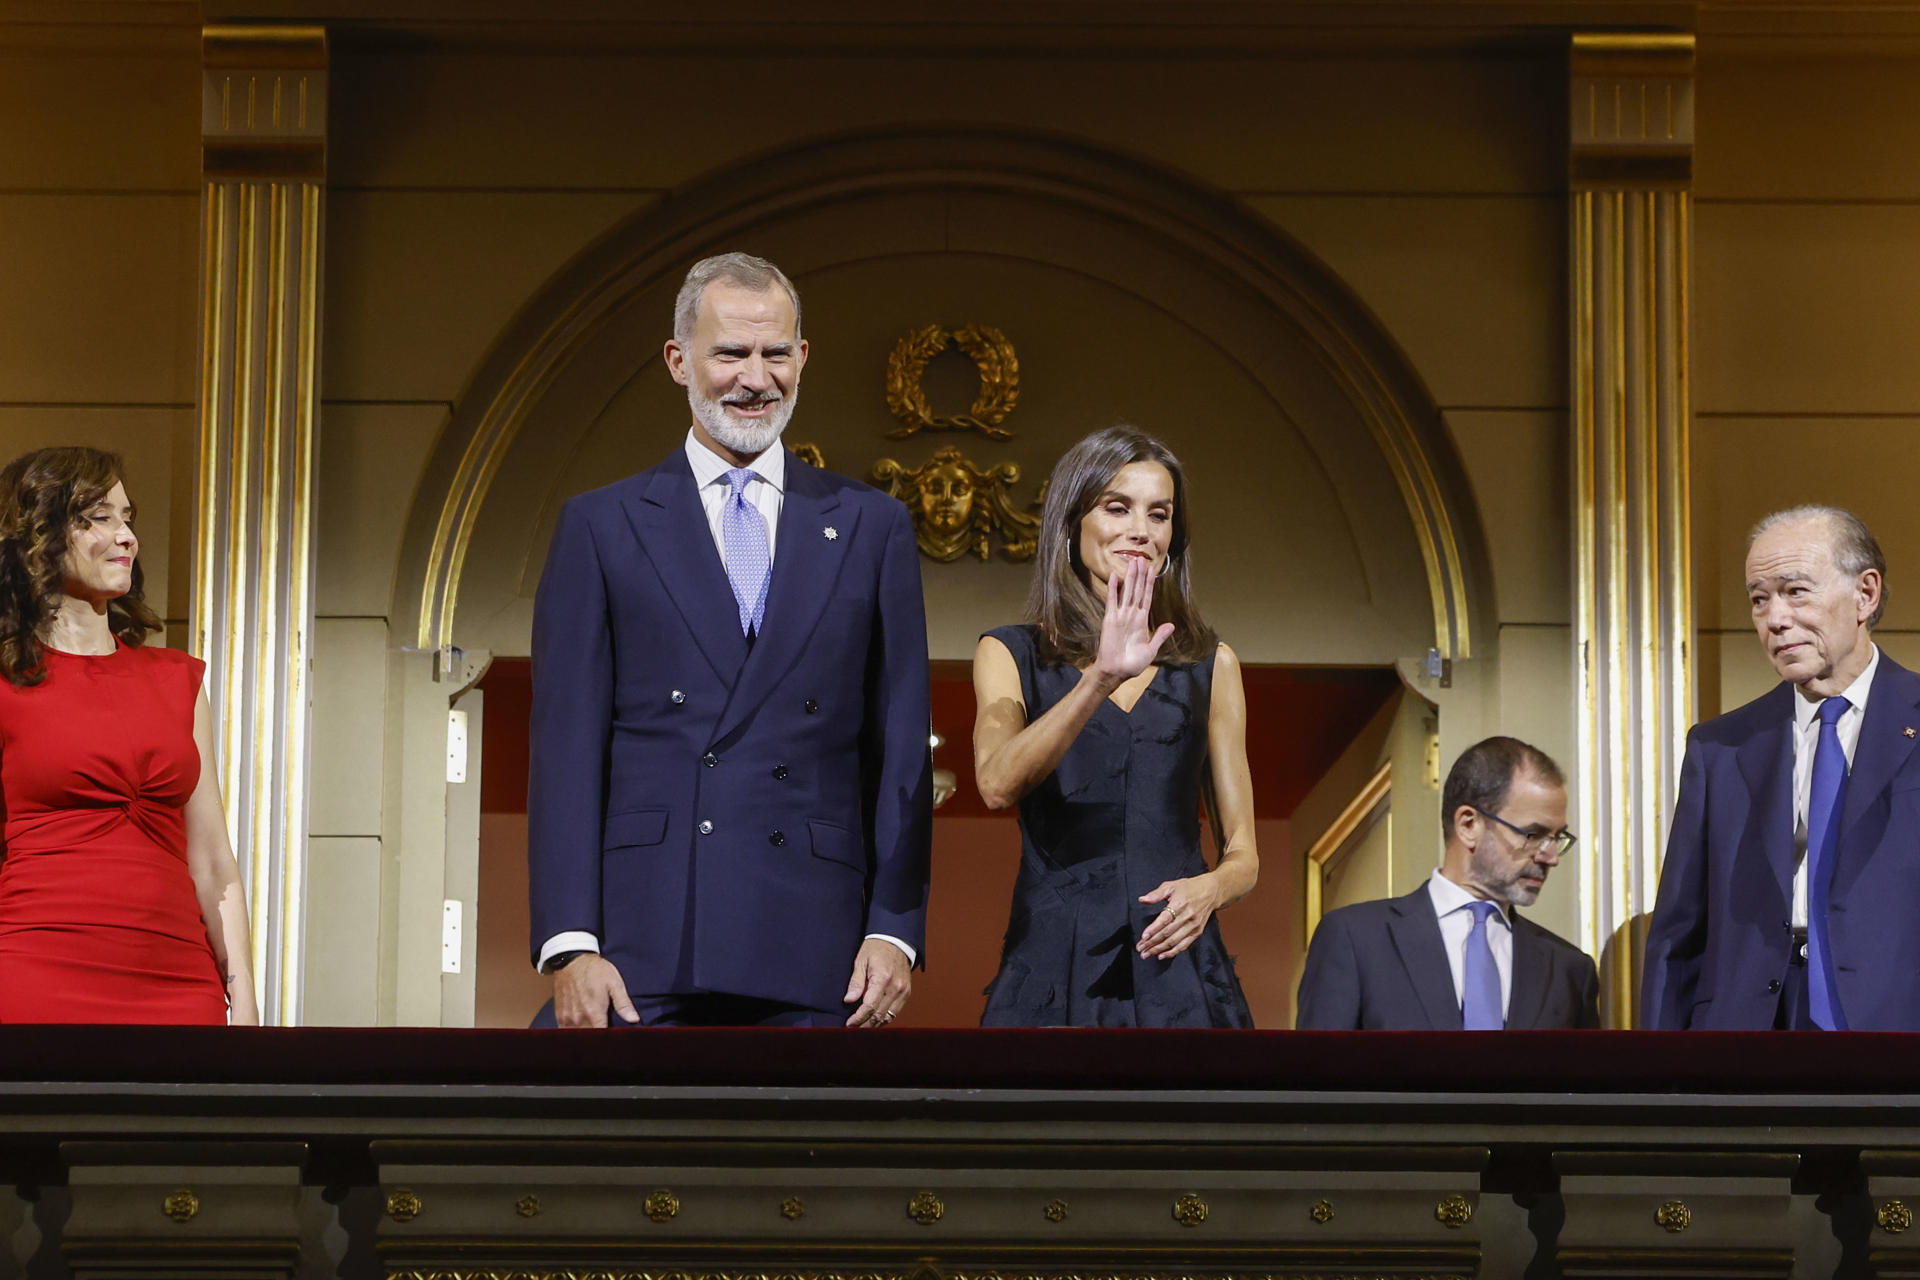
[0,447,255,1024]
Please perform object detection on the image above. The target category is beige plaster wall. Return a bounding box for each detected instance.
[0,25,1580,1023]
[1694,51,1920,719]
[0,32,199,623]
[29,18,1920,1025]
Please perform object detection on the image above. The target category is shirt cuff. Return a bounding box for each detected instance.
[537,931,600,974]
[865,933,916,966]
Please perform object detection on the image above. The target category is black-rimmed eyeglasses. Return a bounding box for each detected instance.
[1473,807,1577,857]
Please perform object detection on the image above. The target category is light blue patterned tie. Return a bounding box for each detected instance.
[1461,900,1504,1030]
[1806,695,1851,1031]
[721,468,771,637]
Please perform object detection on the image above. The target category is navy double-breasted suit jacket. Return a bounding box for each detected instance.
[1294,884,1600,1030]
[1643,653,1920,1030]
[526,446,933,1013]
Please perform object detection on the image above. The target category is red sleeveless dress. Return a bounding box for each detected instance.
[0,643,227,1023]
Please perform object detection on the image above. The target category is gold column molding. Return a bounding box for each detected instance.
[202,25,327,180]
[1570,33,1695,187]
[1569,31,1694,1029]
[194,22,326,1026]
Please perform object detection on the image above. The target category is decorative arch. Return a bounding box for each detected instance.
[391,128,1489,663]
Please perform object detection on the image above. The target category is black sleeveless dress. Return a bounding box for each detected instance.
[979,624,1254,1028]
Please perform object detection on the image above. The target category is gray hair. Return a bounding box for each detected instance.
[1749,504,1888,628]
[672,252,803,346]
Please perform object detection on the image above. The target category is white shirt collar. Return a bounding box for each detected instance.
[685,427,786,495]
[1791,642,1879,732]
[1426,868,1512,930]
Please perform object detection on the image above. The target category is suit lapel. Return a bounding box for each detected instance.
[1734,683,1798,910]
[1835,654,1920,893]
[622,453,749,685]
[1385,886,1463,1030]
[711,453,857,749]
[1507,914,1550,1030]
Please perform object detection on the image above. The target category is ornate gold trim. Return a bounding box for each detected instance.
[883,323,1019,439]
[387,1274,1469,1280]
[385,1190,421,1222]
[781,1195,806,1221]
[1309,1199,1334,1224]
[514,1195,540,1219]
[1043,1197,1069,1222]
[1881,1199,1913,1234]
[386,1270,1470,1280]
[1655,1198,1692,1233]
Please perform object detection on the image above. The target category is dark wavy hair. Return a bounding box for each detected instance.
[0,447,161,687]
[1024,426,1219,667]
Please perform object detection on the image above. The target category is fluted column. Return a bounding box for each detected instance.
[193,25,327,1025]
[1569,32,1695,1028]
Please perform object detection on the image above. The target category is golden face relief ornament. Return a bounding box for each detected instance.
[873,446,1043,563]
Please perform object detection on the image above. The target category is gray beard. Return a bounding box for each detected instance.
[689,384,797,457]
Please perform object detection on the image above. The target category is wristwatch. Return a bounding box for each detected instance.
[542,949,592,975]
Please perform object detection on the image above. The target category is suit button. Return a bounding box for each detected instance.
[803,699,818,714]
[1768,978,1782,994]
[671,690,687,704]
[702,753,718,768]
[770,829,785,846]
[772,764,789,780]
[697,819,714,835]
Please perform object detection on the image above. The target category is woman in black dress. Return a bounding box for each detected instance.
[973,427,1257,1027]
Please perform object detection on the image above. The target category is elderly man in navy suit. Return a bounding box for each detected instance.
[527,252,933,1028]
[1295,737,1600,1030]
[1645,505,1920,1031]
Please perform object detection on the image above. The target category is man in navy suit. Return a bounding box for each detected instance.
[527,252,932,1028]
[1644,505,1920,1031]
[1295,737,1600,1030]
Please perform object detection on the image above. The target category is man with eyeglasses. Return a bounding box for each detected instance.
[1645,505,1919,1031]
[1295,736,1600,1030]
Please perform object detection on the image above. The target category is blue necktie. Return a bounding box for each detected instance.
[1461,900,1504,1030]
[1806,695,1852,1031]
[721,468,771,637]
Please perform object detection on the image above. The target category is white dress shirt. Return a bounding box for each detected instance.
[538,431,915,975]
[685,426,785,564]
[1427,869,1513,1021]
[1788,643,1879,928]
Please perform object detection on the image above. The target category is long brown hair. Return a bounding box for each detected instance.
[0,447,162,687]
[1024,426,1219,667]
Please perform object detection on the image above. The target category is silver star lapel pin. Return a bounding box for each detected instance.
[823,526,838,541]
